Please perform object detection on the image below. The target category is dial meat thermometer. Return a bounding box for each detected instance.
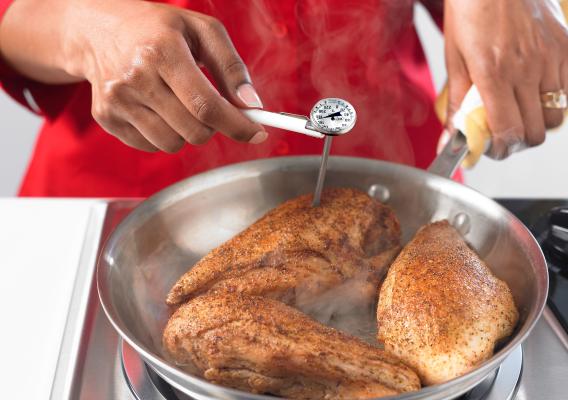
[243,98,357,206]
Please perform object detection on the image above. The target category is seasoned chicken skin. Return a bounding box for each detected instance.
[166,188,401,308]
[377,221,519,385]
[163,292,421,399]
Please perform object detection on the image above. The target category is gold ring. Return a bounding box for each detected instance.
[541,89,567,109]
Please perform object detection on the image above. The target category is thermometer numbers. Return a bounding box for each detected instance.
[310,98,356,135]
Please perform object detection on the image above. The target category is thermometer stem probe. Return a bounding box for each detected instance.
[242,98,357,207]
[312,136,333,207]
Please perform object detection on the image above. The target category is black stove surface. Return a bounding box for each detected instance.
[497,198,568,334]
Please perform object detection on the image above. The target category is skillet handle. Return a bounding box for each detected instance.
[452,86,491,168]
[428,129,469,178]
[428,85,491,178]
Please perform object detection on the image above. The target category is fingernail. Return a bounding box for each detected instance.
[237,83,263,108]
[249,130,268,144]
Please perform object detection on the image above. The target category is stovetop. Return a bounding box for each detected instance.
[48,199,568,400]
[497,200,568,334]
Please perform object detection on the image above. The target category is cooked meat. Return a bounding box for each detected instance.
[166,188,401,311]
[376,220,519,385]
[163,292,421,399]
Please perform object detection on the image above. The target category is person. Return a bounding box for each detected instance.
[0,0,566,197]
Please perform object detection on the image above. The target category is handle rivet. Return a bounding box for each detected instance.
[368,184,390,203]
[452,212,471,235]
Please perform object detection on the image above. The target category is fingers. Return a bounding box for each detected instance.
[158,33,267,143]
[88,10,267,151]
[94,112,158,153]
[91,90,159,152]
[92,82,186,153]
[515,63,564,151]
[96,101,191,153]
[470,71,564,159]
[114,123,159,152]
[91,29,266,151]
[443,0,568,163]
[475,79,524,160]
[515,82,546,148]
[126,106,186,153]
[540,64,565,130]
[180,12,263,109]
[140,78,215,145]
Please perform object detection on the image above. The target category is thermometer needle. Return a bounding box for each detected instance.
[312,135,333,207]
[322,111,342,119]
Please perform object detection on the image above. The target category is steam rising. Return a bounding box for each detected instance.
[179,0,441,175]
[171,0,437,341]
[247,0,418,164]
[295,272,381,345]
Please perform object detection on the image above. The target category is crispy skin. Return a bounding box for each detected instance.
[166,188,401,308]
[163,293,421,399]
[377,221,519,385]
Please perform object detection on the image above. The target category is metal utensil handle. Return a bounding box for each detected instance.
[427,130,469,178]
[312,136,333,206]
[242,109,325,138]
[428,85,491,178]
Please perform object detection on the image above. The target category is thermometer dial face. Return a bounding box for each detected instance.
[310,98,357,135]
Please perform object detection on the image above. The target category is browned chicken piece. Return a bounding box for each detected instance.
[163,292,421,399]
[377,220,519,385]
[166,188,401,311]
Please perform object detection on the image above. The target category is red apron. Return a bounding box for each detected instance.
[0,0,443,197]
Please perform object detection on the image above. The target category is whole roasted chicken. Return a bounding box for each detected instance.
[163,292,421,399]
[377,221,519,385]
[166,188,401,312]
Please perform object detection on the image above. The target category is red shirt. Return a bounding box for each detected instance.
[0,0,443,197]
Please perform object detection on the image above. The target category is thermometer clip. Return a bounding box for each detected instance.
[242,98,356,138]
[242,109,325,139]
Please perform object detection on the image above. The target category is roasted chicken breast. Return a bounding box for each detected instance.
[166,188,401,311]
[377,220,519,385]
[163,292,421,399]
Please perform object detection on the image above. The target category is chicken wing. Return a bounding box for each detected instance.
[166,188,401,311]
[163,292,421,399]
[376,220,519,385]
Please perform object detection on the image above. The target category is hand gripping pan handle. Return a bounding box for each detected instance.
[428,85,491,178]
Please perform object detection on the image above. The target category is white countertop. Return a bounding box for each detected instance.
[0,199,106,399]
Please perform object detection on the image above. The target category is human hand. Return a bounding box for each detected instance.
[59,0,266,151]
[444,0,567,159]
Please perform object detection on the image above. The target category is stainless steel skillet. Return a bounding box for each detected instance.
[97,154,548,400]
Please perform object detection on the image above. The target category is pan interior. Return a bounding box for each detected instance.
[97,156,547,399]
